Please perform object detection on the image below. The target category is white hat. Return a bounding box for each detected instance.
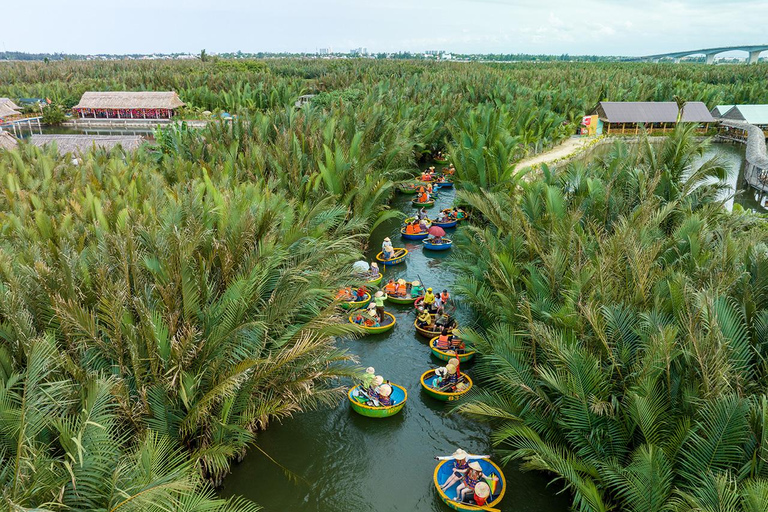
[468,461,483,472]
[375,291,384,298]
[366,367,375,375]
[384,237,391,242]
[446,364,457,375]
[373,376,384,386]
[448,358,460,367]
[397,278,407,285]
[371,262,378,269]
[452,448,468,459]
[474,482,490,498]
[378,384,392,396]
[412,281,420,286]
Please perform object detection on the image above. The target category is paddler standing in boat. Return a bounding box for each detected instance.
[374,291,386,321]
[382,237,394,260]
[423,288,436,311]
[361,366,376,389]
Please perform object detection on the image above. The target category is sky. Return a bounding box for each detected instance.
[4,0,767,56]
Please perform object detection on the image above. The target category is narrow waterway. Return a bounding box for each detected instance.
[221,183,571,512]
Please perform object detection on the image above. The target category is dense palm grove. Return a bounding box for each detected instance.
[0,59,767,511]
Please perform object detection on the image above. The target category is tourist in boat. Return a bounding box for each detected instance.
[432,366,448,388]
[405,220,418,235]
[448,357,461,377]
[418,191,430,203]
[366,304,380,326]
[440,289,451,306]
[337,287,353,301]
[455,461,486,502]
[416,307,433,328]
[355,285,368,302]
[418,217,429,232]
[361,366,376,389]
[369,262,380,279]
[473,482,491,506]
[436,329,452,350]
[423,288,436,308]
[436,448,492,491]
[382,237,395,260]
[369,375,384,398]
[374,291,386,320]
[450,335,465,354]
[377,383,394,406]
[418,208,429,221]
[433,295,444,311]
[384,279,397,295]
[427,234,444,245]
[394,278,408,297]
[352,312,365,325]
[410,280,424,298]
[445,363,459,387]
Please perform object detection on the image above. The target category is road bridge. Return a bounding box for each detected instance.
[640,45,768,64]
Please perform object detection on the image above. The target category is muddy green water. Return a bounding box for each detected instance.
[220,185,571,512]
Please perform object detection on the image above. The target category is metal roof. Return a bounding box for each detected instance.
[711,105,734,118]
[598,102,715,123]
[720,105,768,125]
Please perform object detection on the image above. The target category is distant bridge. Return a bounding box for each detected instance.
[639,45,768,64]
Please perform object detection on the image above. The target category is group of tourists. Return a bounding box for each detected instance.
[404,219,428,235]
[384,278,423,298]
[359,367,395,406]
[434,329,467,354]
[436,448,497,506]
[430,357,466,393]
[351,290,388,327]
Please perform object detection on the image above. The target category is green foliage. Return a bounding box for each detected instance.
[41,102,66,125]
[452,127,768,511]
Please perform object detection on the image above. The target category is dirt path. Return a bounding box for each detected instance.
[515,136,592,171]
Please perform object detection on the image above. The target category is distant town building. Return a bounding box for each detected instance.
[72,91,185,120]
[318,48,332,55]
[350,47,368,56]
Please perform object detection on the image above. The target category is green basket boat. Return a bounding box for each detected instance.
[434,458,506,511]
[348,311,397,334]
[414,316,455,338]
[429,336,476,362]
[386,293,421,305]
[367,274,383,286]
[398,185,419,195]
[420,369,473,401]
[340,292,371,310]
[412,199,436,208]
[348,383,407,418]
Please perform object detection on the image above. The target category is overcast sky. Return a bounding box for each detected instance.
[4,0,767,56]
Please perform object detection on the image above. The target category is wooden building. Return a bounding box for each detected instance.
[593,101,715,135]
[72,92,185,120]
[0,130,18,151]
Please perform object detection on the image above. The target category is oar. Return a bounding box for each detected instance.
[355,386,380,407]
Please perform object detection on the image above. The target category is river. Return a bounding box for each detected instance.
[220,184,571,512]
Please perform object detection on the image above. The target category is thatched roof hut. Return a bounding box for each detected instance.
[0,104,21,120]
[0,130,18,151]
[0,98,21,111]
[73,92,185,111]
[29,134,144,155]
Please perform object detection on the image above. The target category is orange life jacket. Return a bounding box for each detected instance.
[419,193,429,202]
[385,282,397,294]
[440,292,450,302]
[405,224,416,234]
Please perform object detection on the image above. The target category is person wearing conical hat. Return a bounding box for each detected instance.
[473,482,491,506]
[448,357,461,378]
[436,448,493,493]
[361,366,376,389]
[455,461,486,502]
[395,278,408,297]
[377,383,393,406]
[365,303,380,326]
[381,237,394,260]
[410,280,424,298]
[369,261,379,278]
[368,375,384,398]
[374,290,386,321]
